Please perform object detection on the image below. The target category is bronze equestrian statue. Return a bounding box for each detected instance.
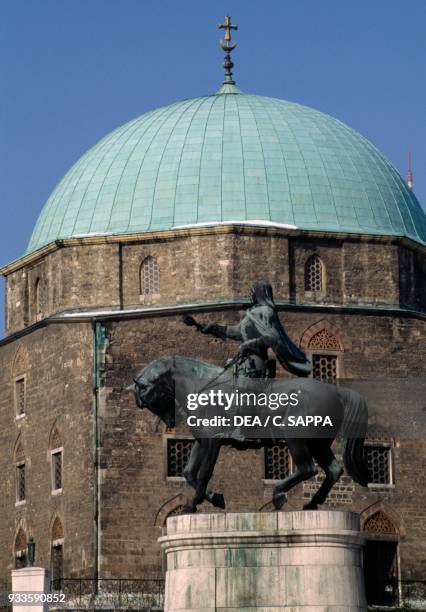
[127,281,370,513]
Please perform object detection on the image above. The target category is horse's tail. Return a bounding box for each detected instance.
[337,387,370,487]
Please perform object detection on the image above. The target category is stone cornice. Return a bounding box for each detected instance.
[1,224,425,276]
[0,299,424,347]
[158,529,366,552]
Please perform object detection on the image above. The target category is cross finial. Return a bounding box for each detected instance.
[218,15,238,84]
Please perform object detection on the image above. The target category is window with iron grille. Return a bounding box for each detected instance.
[366,445,392,485]
[140,256,160,295]
[312,354,337,383]
[16,463,26,502]
[15,377,26,416]
[304,255,324,292]
[265,442,293,480]
[51,451,63,491]
[167,439,194,478]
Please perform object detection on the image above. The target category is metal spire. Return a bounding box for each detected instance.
[407,151,413,190]
[218,15,238,85]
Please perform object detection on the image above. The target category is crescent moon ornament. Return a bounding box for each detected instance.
[217,16,239,85]
[220,41,237,53]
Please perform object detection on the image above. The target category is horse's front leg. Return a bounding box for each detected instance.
[183,439,221,514]
[183,440,225,509]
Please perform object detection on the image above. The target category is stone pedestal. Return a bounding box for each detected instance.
[159,511,367,611]
[11,567,50,612]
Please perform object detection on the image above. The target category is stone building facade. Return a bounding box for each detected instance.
[1,80,425,608]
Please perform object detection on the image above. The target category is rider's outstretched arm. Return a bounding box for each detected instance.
[202,322,243,341]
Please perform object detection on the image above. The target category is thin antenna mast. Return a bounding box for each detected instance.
[407,152,413,190]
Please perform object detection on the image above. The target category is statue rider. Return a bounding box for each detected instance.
[199,280,312,380]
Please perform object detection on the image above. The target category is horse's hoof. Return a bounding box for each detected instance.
[272,492,287,510]
[303,502,318,510]
[180,504,197,515]
[212,493,226,509]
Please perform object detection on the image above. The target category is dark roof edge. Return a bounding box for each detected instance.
[0,300,424,347]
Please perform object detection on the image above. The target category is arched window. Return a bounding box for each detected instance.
[365,426,394,486]
[12,346,29,419]
[140,256,160,295]
[50,427,63,493]
[304,255,324,292]
[14,376,26,418]
[14,440,26,504]
[363,510,398,535]
[14,527,27,569]
[51,516,64,590]
[308,328,342,383]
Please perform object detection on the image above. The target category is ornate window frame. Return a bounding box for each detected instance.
[50,447,63,495]
[263,441,294,484]
[310,352,340,383]
[304,254,326,295]
[12,346,30,421]
[14,374,26,420]
[163,434,194,482]
[15,463,26,506]
[139,256,161,302]
[365,427,395,490]
[361,503,403,541]
[14,439,26,506]
[49,425,63,495]
[300,320,346,382]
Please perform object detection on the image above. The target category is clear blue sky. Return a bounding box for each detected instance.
[1,0,425,335]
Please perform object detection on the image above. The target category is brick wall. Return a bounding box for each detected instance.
[4,229,425,335]
[0,323,95,585]
[6,244,120,334]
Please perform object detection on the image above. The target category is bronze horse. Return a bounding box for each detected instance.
[128,355,370,514]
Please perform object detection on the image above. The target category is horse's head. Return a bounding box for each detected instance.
[126,377,153,409]
[126,358,175,428]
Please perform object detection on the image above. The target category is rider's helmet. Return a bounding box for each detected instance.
[250,280,275,308]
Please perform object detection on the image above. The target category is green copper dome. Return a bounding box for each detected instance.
[27,89,426,253]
